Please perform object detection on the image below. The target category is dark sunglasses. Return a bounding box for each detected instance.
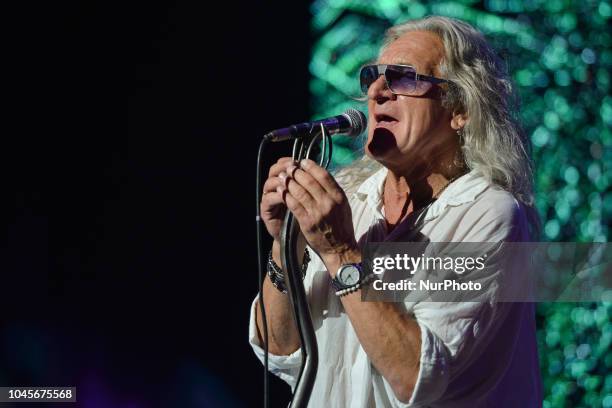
[360,64,452,96]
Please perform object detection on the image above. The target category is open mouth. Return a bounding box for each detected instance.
[369,127,397,155]
[374,113,398,127]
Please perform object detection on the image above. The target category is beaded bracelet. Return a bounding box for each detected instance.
[267,247,311,294]
[335,273,376,297]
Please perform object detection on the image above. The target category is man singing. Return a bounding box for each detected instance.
[250,16,542,407]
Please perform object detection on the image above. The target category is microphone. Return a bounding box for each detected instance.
[264,109,367,142]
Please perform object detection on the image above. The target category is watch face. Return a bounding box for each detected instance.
[339,265,360,286]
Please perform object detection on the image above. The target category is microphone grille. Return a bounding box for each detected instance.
[343,109,367,137]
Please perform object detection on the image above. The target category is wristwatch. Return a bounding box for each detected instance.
[331,263,373,297]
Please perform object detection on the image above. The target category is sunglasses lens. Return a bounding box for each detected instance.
[360,65,379,94]
[386,66,417,95]
[360,65,431,96]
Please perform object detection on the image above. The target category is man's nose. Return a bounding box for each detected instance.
[367,76,396,103]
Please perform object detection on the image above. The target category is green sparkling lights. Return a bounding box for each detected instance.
[309,0,611,406]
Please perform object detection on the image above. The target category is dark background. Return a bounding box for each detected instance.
[4,0,312,406]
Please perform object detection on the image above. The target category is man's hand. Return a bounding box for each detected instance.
[277,159,359,274]
[260,157,296,243]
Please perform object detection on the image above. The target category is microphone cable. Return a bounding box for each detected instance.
[255,137,271,408]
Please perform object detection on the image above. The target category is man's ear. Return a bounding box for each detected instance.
[450,112,468,130]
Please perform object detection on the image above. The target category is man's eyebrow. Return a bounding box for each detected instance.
[391,60,438,76]
[371,59,437,76]
[388,59,415,66]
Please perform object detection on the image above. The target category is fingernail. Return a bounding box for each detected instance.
[276,185,284,194]
[286,165,297,176]
[278,172,287,182]
[300,159,310,169]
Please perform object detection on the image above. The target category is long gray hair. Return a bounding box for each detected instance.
[336,16,536,214]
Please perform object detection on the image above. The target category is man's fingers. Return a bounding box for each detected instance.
[268,157,297,177]
[282,173,318,215]
[281,188,310,226]
[261,189,285,208]
[299,159,345,203]
[288,165,328,204]
[263,177,284,195]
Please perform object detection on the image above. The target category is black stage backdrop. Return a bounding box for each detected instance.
[3,1,311,406]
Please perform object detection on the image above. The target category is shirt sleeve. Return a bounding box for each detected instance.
[386,192,533,407]
[377,317,453,407]
[248,296,302,389]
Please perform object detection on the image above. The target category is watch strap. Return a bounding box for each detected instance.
[332,262,374,296]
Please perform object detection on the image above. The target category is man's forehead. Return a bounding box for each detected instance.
[378,31,444,75]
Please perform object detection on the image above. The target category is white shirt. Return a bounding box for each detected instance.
[249,167,542,407]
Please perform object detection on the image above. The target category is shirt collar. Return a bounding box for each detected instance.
[355,167,387,219]
[353,167,490,222]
